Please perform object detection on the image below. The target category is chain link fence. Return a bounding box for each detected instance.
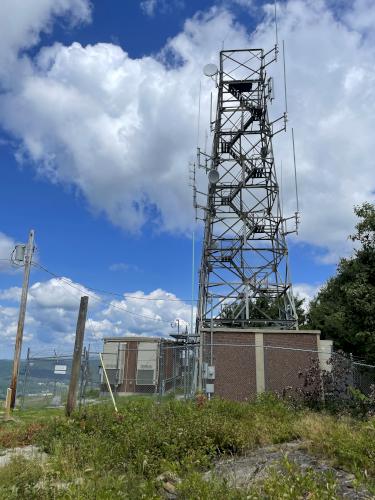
[17,349,100,409]
[200,337,375,404]
[1,339,374,410]
[353,361,375,396]
[13,342,198,409]
[96,342,197,400]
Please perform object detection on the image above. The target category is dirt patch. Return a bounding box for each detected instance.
[204,441,372,499]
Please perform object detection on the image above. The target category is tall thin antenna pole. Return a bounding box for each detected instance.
[282,40,288,115]
[280,160,284,214]
[191,229,195,336]
[291,127,300,213]
[274,0,279,46]
[191,79,202,337]
[196,81,202,148]
[210,92,213,133]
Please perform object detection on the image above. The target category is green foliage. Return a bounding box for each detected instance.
[298,413,375,493]
[0,457,46,500]
[0,457,160,499]
[0,421,45,450]
[0,397,374,498]
[222,295,306,326]
[308,203,375,363]
[249,458,338,499]
[36,394,298,478]
[176,458,338,499]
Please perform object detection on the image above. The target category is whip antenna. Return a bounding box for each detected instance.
[291,127,299,214]
[274,0,279,47]
[282,40,288,115]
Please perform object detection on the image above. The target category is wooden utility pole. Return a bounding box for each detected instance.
[10,229,35,409]
[66,296,89,417]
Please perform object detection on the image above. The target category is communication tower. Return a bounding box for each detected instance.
[195,47,298,331]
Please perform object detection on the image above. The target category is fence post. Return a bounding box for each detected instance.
[159,342,165,397]
[173,345,176,393]
[66,296,88,417]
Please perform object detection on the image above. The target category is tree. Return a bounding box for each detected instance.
[222,294,307,326]
[307,203,375,363]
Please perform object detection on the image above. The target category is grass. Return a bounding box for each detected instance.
[298,412,375,488]
[178,459,339,499]
[0,395,373,498]
[0,407,63,450]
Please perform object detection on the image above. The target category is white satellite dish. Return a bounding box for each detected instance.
[203,63,218,77]
[208,169,220,184]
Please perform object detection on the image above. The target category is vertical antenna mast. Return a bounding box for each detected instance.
[282,40,288,115]
[274,0,279,46]
[291,128,300,235]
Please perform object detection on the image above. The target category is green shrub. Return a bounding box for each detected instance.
[35,395,297,478]
[1,395,374,498]
[299,412,375,493]
[178,459,338,500]
[0,457,46,499]
[249,458,338,499]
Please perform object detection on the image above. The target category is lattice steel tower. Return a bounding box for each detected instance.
[196,47,298,330]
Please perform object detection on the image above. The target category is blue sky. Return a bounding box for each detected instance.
[0,0,374,357]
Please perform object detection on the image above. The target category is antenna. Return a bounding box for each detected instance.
[208,169,219,185]
[189,158,199,222]
[280,160,284,214]
[274,0,279,46]
[196,80,202,148]
[210,92,213,132]
[282,40,288,115]
[203,64,218,77]
[291,127,300,214]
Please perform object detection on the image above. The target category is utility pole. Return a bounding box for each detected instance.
[10,229,35,409]
[66,296,89,417]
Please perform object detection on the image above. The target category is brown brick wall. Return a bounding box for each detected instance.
[203,330,319,401]
[204,332,256,401]
[263,333,318,393]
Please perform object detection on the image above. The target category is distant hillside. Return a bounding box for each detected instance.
[0,358,100,399]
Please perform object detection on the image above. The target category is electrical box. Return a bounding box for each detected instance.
[136,342,158,385]
[101,341,127,385]
[206,383,214,394]
[207,366,215,379]
[14,244,26,262]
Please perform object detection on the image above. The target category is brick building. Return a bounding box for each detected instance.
[201,328,330,401]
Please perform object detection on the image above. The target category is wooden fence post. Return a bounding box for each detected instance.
[66,296,88,417]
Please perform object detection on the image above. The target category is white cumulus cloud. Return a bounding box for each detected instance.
[0,278,193,355]
[293,282,321,307]
[0,1,374,261]
[0,232,15,271]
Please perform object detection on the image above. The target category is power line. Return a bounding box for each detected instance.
[31,262,186,325]
[32,262,196,303]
